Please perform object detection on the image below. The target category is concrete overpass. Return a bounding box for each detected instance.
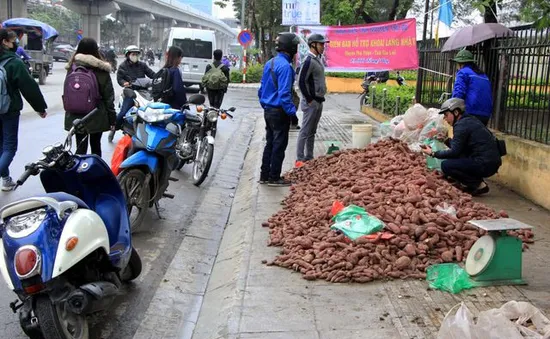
[2,0,237,53]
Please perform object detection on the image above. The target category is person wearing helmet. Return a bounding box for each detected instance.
[295,33,329,167]
[258,32,300,187]
[421,98,502,196]
[105,45,117,72]
[451,49,493,126]
[109,45,156,142]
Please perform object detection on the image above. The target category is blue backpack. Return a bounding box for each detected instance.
[0,57,14,115]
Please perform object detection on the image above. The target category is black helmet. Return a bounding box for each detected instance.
[276,32,300,56]
[307,34,328,46]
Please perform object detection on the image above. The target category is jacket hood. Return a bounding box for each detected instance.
[66,53,111,72]
[0,49,17,61]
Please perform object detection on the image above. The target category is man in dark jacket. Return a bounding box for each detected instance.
[258,33,300,187]
[204,49,230,108]
[421,98,502,196]
[0,29,47,191]
[109,45,155,142]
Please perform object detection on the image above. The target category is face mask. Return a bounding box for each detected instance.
[129,55,139,63]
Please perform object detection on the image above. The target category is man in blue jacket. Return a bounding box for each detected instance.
[451,49,493,126]
[421,98,502,196]
[258,32,300,187]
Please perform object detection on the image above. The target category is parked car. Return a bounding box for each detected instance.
[53,44,75,61]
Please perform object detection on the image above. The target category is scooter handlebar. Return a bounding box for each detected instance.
[16,163,38,187]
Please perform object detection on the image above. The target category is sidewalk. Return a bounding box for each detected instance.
[191,92,550,339]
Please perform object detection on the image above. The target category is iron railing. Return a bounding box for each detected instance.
[416,26,550,144]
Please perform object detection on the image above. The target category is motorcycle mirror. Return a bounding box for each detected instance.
[229,107,236,112]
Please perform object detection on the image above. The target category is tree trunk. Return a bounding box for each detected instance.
[483,0,498,23]
[354,0,368,24]
[388,0,400,21]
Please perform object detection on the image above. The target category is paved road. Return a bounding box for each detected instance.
[0,60,256,339]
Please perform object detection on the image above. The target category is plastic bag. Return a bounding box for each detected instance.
[419,114,449,143]
[403,103,429,130]
[424,138,448,171]
[426,263,474,294]
[111,135,132,176]
[436,202,457,217]
[438,301,550,339]
[392,120,406,139]
[330,204,384,241]
[379,121,392,139]
[438,302,477,339]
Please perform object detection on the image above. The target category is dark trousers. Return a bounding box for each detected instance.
[75,132,103,157]
[0,114,19,178]
[116,97,135,129]
[261,108,290,181]
[207,89,225,108]
[291,115,299,126]
[441,158,497,189]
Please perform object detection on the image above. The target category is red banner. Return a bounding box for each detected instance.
[297,19,418,72]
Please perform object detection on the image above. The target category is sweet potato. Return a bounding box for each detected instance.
[395,256,412,270]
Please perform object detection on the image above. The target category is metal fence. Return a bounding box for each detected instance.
[416,26,550,144]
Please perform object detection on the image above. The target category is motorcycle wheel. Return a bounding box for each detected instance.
[35,295,89,339]
[118,169,150,233]
[176,159,185,170]
[192,137,214,187]
[121,247,142,282]
[359,92,368,110]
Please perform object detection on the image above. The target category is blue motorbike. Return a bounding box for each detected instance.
[117,102,186,232]
[0,109,142,339]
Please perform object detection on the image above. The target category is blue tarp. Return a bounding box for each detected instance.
[1,18,59,40]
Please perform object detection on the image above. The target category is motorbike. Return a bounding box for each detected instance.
[358,74,377,109]
[109,58,117,73]
[147,56,154,66]
[0,109,142,339]
[117,102,185,232]
[175,94,235,186]
[117,78,154,135]
[396,71,406,86]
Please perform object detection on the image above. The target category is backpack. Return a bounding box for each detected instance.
[0,57,15,115]
[62,64,101,115]
[202,64,228,90]
[152,68,173,102]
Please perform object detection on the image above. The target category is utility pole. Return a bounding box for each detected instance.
[240,0,246,72]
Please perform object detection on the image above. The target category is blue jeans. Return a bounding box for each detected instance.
[116,97,135,130]
[261,108,291,181]
[441,158,498,189]
[0,114,20,178]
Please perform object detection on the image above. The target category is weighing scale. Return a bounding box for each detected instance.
[465,218,533,287]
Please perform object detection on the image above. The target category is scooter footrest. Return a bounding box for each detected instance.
[168,177,179,182]
[163,193,175,199]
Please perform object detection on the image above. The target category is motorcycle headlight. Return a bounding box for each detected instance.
[138,108,173,123]
[207,110,218,122]
[5,208,47,238]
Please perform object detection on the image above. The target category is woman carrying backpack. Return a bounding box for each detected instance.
[161,46,187,109]
[64,37,116,157]
[0,29,47,192]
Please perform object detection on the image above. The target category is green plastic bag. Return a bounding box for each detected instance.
[424,138,448,170]
[426,264,474,294]
[330,205,384,240]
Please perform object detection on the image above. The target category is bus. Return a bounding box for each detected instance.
[163,27,216,90]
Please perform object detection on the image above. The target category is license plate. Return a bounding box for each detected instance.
[182,64,190,72]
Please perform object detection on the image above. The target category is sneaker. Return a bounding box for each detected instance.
[1,177,16,192]
[268,178,292,187]
[471,183,490,196]
[258,178,269,184]
[108,130,116,143]
[295,160,305,168]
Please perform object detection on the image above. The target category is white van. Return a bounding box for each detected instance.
[164,27,216,89]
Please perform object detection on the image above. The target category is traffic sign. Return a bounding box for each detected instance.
[237,30,253,47]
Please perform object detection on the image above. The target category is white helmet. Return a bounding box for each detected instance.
[124,45,140,56]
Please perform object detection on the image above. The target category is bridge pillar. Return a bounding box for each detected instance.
[118,11,155,48]
[153,19,176,51]
[0,0,27,22]
[63,0,119,45]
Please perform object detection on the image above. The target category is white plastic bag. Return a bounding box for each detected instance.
[419,114,449,143]
[436,203,457,217]
[392,120,406,139]
[403,104,429,130]
[438,302,476,339]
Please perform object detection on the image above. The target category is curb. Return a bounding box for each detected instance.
[132,115,256,339]
[192,116,264,339]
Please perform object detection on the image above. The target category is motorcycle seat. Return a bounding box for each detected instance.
[0,192,89,220]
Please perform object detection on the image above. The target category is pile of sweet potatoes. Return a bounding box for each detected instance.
[263,139,534,283]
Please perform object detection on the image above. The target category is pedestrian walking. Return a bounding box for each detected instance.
[63,37,116,157]
[451,49,493,126]
[0,29,47,191]
[159,46,187,109]
[203,49,230,108]
[258,32,300,187]
[295,34,328,167]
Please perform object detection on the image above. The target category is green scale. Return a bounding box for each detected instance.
[465,218,533,286]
